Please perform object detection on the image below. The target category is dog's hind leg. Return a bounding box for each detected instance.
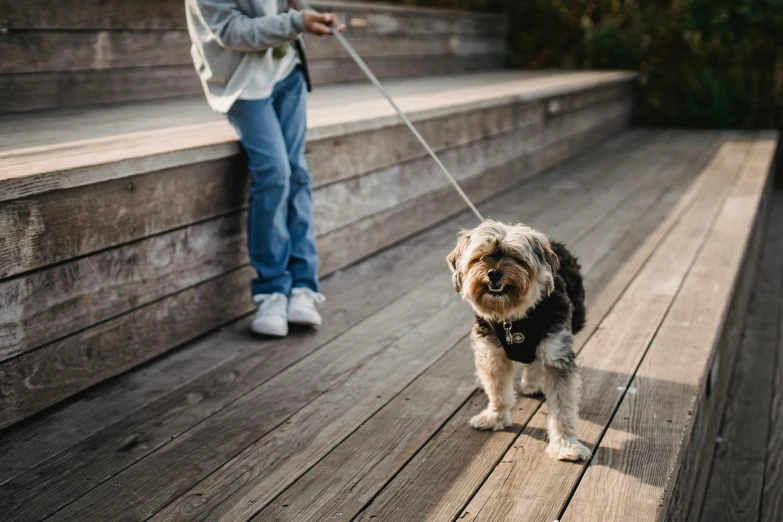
[540,327,591,461]
[520,362,544,395]
[469,332,515,431]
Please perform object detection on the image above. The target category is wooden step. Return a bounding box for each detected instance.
[0,129,775,522]
[0,0,506,112]
[0,70,636,429]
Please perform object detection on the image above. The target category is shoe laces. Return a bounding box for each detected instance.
[291,287,326,305]
[253,293,288,314]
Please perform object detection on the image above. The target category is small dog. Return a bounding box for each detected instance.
[446,220,591,461]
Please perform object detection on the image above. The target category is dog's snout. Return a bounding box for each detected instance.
[488,269,503,282]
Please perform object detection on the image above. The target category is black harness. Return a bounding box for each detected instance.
[491,316,545,364]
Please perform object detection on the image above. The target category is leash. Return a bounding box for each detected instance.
[295,1,485,222]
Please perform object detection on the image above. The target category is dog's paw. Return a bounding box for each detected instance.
[519,381,543,396]
[546,439,592,461]
[469,408,512,431]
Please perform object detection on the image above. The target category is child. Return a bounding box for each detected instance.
[186,0,345,336]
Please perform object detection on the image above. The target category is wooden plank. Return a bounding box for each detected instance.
[319,113,631,275]
[667,162,768,522]
[0,266,255,430]
[308,53,504,85]
[561,137,774,522]
[0,98,528,279]
[352,131,724,522]
[454,139,750,522]
[0,30,192,74]
[42,277,470,522]
[762,210,783,522]
[0,155,248,280]
[0,72,636,198]
[0,30,504,74]
[0,212,247,362]
[314,97,629,236]
[696,194,783,522]
[0,0,502,33]
[0,66,203,113]
[0,55,505,113]
[6,131,636,520]
[701,459,767,522]
[246,134,709,522]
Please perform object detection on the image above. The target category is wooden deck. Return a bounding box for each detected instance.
[0,129,778,521]
[700,192,783,522]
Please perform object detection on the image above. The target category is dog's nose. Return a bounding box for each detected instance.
[488,269,503,282]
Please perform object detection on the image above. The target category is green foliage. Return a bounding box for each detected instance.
[374,0,783,129]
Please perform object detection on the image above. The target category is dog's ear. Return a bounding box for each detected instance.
[533,237,559,294]
[446,230,471,293]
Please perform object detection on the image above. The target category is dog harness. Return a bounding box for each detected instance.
[487,275,572,364]
[491,315,546,364]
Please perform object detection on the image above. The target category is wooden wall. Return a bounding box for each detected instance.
[0,79,635,429]
[0,0,505,113]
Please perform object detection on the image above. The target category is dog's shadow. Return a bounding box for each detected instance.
[466,364,705,489]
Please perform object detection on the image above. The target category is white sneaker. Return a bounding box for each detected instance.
[251,293,288,337]
[288,288,326,326]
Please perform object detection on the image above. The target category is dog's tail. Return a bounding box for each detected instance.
[550,241,586,334]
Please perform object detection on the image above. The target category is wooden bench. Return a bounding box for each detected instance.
[0,129,776,521]
[0,0,505,112]
[0,70,636,428]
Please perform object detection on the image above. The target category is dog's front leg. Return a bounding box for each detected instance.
[540,329,591,461]
[469,332,514,431]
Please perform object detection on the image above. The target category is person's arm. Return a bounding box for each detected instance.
[194,0,343,52]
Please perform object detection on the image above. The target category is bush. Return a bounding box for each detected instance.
[374,0,783,129]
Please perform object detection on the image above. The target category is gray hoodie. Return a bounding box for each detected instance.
[186,0,308,112]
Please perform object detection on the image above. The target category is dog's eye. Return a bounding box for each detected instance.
[480,253,501,263]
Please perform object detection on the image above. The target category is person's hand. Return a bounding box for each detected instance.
[302,10,345,36]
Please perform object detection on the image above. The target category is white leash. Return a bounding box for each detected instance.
[295,1,485,222]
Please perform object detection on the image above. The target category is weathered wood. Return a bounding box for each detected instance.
[314,97,629,235]
[762,207,783,522]
[0,212,247,362]
[0,85,630,281]
[246,134,707,522]
[695,194,783,522]
[0,66,203,113]
[0,72,636,200]
[0,30,504,74]
[0,155,248,280]
[43,276,469,522]
[353,132,722,522]
[700,459,767,522]
[0,30,193,74]
[308,53,504,85]
[6,130,634,520]
[0,265,255,430]
[0,0,502,33]
[0,55,510,113]
[561,137,773,522]
[456,139,751,522]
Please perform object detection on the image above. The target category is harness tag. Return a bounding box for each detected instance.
[503,321,526,345]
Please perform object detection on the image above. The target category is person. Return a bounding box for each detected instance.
[186,0,345,337]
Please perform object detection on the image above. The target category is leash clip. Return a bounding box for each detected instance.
[503,321,525,345]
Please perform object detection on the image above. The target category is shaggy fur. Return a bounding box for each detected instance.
[446,220,591,461]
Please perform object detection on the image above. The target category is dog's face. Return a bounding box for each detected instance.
[446,220,559,321]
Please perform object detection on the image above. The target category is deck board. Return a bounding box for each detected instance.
[0,129,776,522]
[561,137,775,522]
[699,193,783,522]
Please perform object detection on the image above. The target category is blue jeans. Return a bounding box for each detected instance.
[227,67,319,297]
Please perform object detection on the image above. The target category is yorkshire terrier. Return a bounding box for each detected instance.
[446,220,591,461]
